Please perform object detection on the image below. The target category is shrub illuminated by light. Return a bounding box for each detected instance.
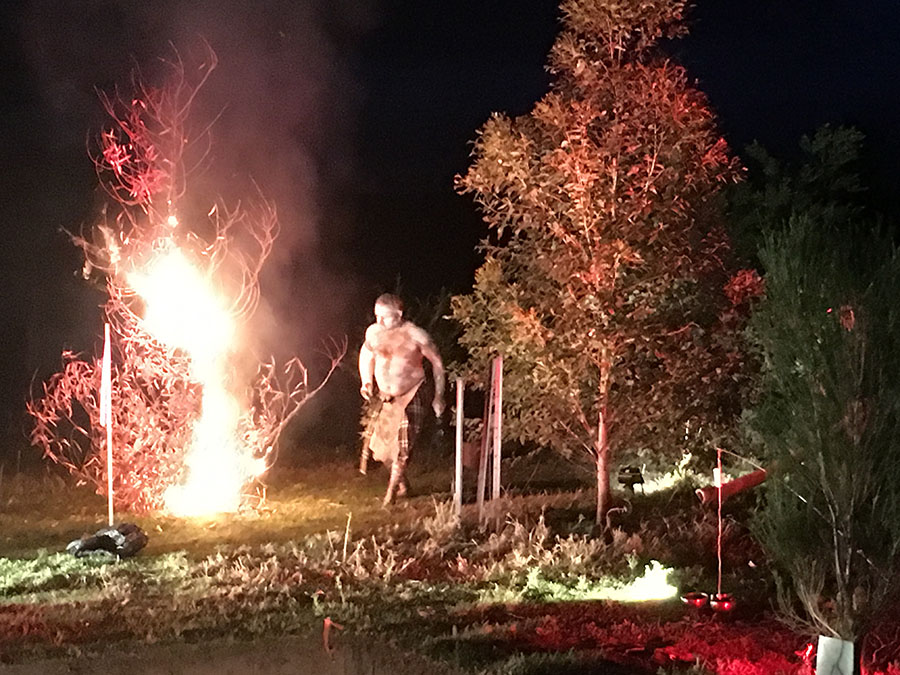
[592,560,678,603]
[482,560,679,604]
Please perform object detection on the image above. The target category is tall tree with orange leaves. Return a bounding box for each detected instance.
[453,0,746,524]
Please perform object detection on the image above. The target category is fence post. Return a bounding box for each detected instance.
[491,355,503,502]
[454,377,464,517]
[476,364,493,524]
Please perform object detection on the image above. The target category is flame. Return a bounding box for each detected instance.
[127,247,233,376]
[127,243,261,517]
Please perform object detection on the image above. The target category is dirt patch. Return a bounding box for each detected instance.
[0,633,461,675]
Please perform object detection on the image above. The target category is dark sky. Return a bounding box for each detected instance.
[1,0,899,450]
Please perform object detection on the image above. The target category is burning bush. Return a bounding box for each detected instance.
[28,46,343,515]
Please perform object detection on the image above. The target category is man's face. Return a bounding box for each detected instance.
[375,303,402,329]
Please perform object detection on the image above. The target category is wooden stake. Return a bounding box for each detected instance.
[476,365,493,524]
[454,377,464,517]
[491,355,503,502]
[342,511,352,563]
[106,423,113,527]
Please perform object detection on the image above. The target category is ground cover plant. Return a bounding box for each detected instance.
[4,450,900,674]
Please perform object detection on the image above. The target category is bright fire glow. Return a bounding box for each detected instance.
[127,244,258,517]
[128,247,233,370]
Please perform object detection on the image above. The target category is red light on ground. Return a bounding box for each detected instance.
[681,591,708,608]
[710,593,735,612]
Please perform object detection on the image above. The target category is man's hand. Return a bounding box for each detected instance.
[432,398,445,418]
[360,381,374,401]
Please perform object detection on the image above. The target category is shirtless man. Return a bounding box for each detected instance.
[359,293,444,506]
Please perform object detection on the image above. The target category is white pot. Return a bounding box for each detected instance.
[816,635,857,675]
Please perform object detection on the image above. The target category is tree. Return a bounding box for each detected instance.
[749,215,900,657]
[727,125,868,262]
[452,0,743,524]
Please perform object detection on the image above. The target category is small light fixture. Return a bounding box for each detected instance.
[617,465,644,493]
[681,591,708,608]
[709,593,735,612]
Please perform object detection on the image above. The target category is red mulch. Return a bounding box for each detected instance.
[453,600,900,674]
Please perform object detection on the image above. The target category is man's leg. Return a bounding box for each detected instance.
[383,385,428,506]
[359,437,371,475]
[384,417,410,506]
[396,412,415,497]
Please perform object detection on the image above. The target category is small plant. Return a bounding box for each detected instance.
[422,498,461,545]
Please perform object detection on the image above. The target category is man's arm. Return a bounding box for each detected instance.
[419,335,445,417]
[359,329,376,400]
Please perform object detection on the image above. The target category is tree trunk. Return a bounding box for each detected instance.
[595,358,612,527]
[595,403,610,526]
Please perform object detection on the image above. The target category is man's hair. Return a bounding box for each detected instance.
[375,293,404,313]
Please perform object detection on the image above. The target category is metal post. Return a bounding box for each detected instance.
[715,446,723,599]
[101,323,114,527]
[107,423,114,527]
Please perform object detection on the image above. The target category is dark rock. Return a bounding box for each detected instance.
[66,522,148,559]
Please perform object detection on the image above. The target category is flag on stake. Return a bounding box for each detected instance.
[100,323,114,526]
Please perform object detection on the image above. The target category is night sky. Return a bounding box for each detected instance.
[1,0,899,453]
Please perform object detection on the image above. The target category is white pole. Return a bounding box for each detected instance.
[454,377,464,517]
[106,424,114,527]
[100,323,114,527]
[715,446,723,599]
[492,355,503,502]
[476,366,493,524]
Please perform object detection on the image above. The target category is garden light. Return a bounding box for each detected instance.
[709,592,735,613]
[681,591,708,608]
[616,466,644,493]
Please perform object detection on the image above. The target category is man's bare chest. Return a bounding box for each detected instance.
[370,329,420,360]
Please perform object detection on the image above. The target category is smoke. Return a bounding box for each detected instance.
[20,0,374,362]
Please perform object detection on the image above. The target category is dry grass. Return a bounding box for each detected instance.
[0,448,798,673]
[0,459,418,558]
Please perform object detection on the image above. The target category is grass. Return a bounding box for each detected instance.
[1,445,897,673]
[0,448,597,655]
[0,456,438,558]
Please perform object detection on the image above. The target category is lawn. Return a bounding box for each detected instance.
[2,445,899,674]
